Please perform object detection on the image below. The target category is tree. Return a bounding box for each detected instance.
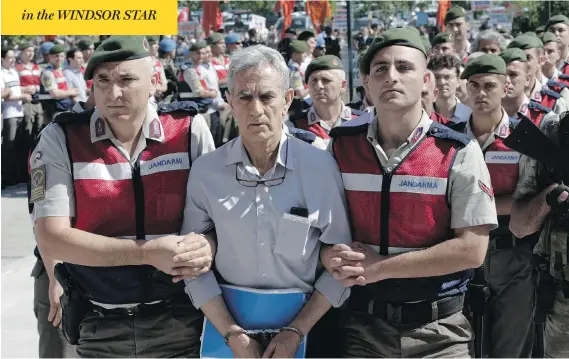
[511,1,569,36]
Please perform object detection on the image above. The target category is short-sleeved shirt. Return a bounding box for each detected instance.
[63,66,87,102]
[434,97,472,124]
[1,66,24,119]
[40,68,63,92]
[30,105,215,219]
[329,110,499,230]
[183,132,352,309]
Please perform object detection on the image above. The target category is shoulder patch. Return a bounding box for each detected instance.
[427,122,471,146]
[528,100,553,114]
[547,79,568,91]
[157,101,198,116]
[29,165,46,203]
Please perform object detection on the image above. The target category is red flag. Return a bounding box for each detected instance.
[275,0,296,35]
[202,1,223,36]
[437,0,451,32]
[306,0,331,31]
[178,7,190,23]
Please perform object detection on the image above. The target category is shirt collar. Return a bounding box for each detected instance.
[307,102,352,128]
[224,132,295,172]
[367,110,432,147]
[90,105,165,143]
[466,107,511,141]
[530,79,543,101]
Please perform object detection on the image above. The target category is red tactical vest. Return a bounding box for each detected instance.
[211,55,229,81]
[331,119,472,302]
[58,106,193,304]
[154,59,164,85]
[561,62,569,76]
[16,63,41,91]
[527,89,560,126]
[556,73,569,88]
[293,109,363,140]
[430,111,450,125]
[483,138,519,196]
[79,66,93,90]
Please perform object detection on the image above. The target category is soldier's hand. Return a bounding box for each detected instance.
[47,280,64,328]
[22,93,32,102]
[146,234,207,276]
[332,242,385,286]
[321,244,365,273]
[170,234,214,282]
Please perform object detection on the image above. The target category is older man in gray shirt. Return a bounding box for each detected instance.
[181,45,352,358]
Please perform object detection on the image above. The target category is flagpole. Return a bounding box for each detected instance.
[346,0,353,102]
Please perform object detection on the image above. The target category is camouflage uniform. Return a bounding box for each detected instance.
[513,115,569,357]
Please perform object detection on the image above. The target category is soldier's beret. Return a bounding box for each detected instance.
[305,55,343,83]
[84,36,151,80]
[460,53,506,79]
[359,28,426,75]
[298,30,316,41]
[500,48,528,64]
[207,32,225,45]
[536,25,546,33]
[21,42,35,50]
[49,44,65,55]
[541,32,558,45]
[422,36,432,52]
[77,39,93,51]
[190,40,208,52]
[546,15,569,30]
[508,33,544,50]
[431,32,454,46]
[445,6,466,25]
[290,40,309,54]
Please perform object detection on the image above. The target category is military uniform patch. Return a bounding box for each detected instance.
[411,127,423,145]
[479,180,494,200]
[150,119,162,139]
[29,165,46,203]
[499,124,508,137]
[95,118,105,137]
[41,73,53,88]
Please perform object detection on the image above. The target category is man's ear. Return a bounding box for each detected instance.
[283,88,294,116]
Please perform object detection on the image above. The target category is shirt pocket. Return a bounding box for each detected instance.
[275,213,311,262]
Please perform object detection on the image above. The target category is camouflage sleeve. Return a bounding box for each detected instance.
[40,70,58,92]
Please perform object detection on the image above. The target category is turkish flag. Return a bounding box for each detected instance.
[202,1,223,36]
[178,7,190,22]
[306,0,331,31]
[437,0,451,32]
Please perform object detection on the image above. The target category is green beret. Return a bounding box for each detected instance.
[305,55,343,83]
[77,39,93,51]
[536,25,545,33]
[298,30,316,41]
[49,44,65,55]
[21,42,35,50]
[500,48,527,64]
[190,40,208,52]
[431,32,454,46]
[207,32,224,45]
[147,36,158,45]
[508,33,543,50]
[541,32,558,45]
[460,53,506,79]
[290,40,309,54]
[445,6,466,25]
[359,28,426,75]
[84,36,150,80]
[406,26,421,36]
[546,15,569,30]
[422,36,432,52]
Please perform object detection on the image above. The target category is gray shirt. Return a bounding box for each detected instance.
[183,133,352,309]
[63,66,87,102]
[30,105,215,219]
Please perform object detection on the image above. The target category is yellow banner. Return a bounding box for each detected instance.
[2,0,178,35]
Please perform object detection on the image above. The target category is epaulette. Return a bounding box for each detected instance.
[528,100,553,114]
[329,112,373,138]
[547,79,568,90]
[446,116,468,133]
[542,88,561,99]
[54,108,93,126]
[288,127,317,144]
[559,73,569,80]
[157,101,198,116]
[427,122,471,146]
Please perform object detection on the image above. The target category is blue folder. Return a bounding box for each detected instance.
[200,284,308,358]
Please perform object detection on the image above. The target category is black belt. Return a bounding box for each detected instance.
[91,294,193,318]
[490,235,538,250]
[346,294,464,325]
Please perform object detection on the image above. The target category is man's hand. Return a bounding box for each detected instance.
[262,330,302,358]
[228,332,263,358]
[70,88,80,97]
[171,234,214,282]
[47,280,64,328]
[21,93,32,102]
[146,234,210,280]
[327,242,386,286]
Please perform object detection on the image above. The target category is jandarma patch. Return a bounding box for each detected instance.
[29,165,47,203]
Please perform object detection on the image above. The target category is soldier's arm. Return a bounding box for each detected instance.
[183,68,217,98]
[41,72,77,99]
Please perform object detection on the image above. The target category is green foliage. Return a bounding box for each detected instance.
[511,1,569,36]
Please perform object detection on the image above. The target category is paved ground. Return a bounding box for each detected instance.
[2,183,39,357]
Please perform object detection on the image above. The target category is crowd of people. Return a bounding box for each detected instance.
[2,4,569,359]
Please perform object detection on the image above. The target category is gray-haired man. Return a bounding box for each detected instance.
[182,45,352,358]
